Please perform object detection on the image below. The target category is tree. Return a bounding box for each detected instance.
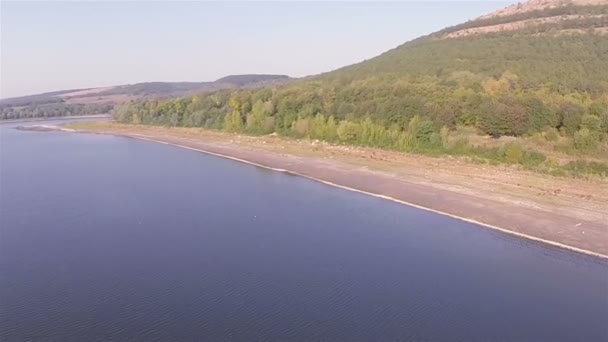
[224,110,243,133]
[246,100,270,134]
[479,98,527,136]
[524,97,556,133]
[337,121,360,143]
[559,102,585,135]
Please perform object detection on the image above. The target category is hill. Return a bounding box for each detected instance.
[0,74,291,120]
[324,0,608,95]
[94,74,291,97]
[215,74,291,87]
[117,0,607,133]
[111,0,608,174]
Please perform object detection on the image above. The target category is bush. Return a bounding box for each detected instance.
[521,150,547,167]
[502,142,524,164]
[563,160,608,177]
[471,145,502,161]
[408,115,437,146]
[415,121,437,144]
[292,117,311,137]
[600,111,608,134]
[337,121,360,142]
[396,133,416,152]
[581,114,601,133]
[573,128,598,151]
[525,97,557,133]
[448,138,472,155]
[479,97,528,136]
[588,100,608,117]
[559,102,584,135]
[439,126,450,148]
[544,128,560,142]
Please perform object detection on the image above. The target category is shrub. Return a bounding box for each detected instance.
[544,128,560,142]
[415,121,437,144]
[439,126,450,148]
[600,111,608,134]
[502,142,524,164]
[471,145,502,161]
[588,100,608,117]
[525,97,557,133]
[559,102,584,136]
[429,132,443,149]
[292,117,311,137]
[581,114,601,133]
[573,128,598,151]
[479,97,528,136]
[408,115,437,145]
[563,160,608,177]
[521,151,547,167]
[449,138,472,155]
[337,121,360,142]
[262,117,275,133]
[396,133,417,152]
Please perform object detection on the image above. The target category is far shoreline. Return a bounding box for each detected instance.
[0,114,110,125]
[62,122,608,259]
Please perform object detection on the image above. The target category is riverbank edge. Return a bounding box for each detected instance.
[0,114,110,125]
[66,126,608,260]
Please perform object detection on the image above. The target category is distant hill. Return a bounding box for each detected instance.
[1,74,292,106]
[94,74,291,97]
[0,74,292,120]
[0,89,87,107]
[215,74,291,87]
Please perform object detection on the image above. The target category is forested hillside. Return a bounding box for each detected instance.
[114,0,608,169]
[0,74,291,120]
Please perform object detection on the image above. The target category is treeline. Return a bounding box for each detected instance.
[1,103,113,120]
[0,96,64,108]
[113,72,608,153]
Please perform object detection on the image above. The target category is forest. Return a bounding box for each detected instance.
[113,28,608,161]
[110,1,608,173]
[0,103,113,120]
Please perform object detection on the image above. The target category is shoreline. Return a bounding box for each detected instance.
[135,134,608,259]
[67,123,608,259]
[0,114,110,125]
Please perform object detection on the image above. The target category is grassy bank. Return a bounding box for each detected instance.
[67,120,608,179]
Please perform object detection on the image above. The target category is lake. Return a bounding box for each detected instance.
[1,119,607,341]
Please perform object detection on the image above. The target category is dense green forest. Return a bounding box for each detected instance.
[0,75,291,120]
[113,4,608,158]
[0,103,113,120]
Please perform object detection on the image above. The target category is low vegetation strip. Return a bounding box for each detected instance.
[65,121,608,257]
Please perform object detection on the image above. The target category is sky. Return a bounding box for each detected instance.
[0,1,514,98]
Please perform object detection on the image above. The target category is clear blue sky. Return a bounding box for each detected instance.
[1,1,514,98]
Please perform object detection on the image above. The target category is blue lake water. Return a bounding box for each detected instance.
[1,119,607,341]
